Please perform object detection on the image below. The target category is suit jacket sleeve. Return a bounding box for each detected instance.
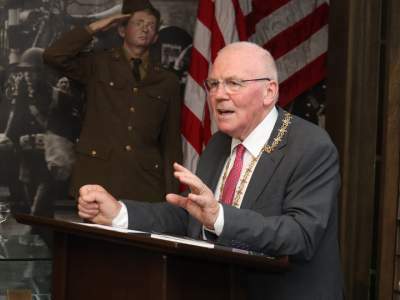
[43,27,94,84]
[123,200,188,235]
[216,126,341,261]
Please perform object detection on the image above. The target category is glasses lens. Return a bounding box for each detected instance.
[204,79,217,93]
[224,79,243,93]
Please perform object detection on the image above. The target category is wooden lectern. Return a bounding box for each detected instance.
[15,214,288,300]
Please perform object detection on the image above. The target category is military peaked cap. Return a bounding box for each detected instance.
[122,0,156,14]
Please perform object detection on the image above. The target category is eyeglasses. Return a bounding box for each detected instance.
[129,20,156,31]
[204,77,271,94]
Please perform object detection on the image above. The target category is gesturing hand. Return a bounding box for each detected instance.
[166,163,220,229]
[78,184,121,225]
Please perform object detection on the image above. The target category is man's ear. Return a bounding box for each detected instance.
[263,80,279,105]
[118,25,126,39]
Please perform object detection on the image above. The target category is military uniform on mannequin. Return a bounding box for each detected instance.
[43,0,183,202]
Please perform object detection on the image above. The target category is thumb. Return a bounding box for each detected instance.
[166,193,188,209]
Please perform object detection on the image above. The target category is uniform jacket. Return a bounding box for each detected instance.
[43,27,182,201]
[123,108,344,299]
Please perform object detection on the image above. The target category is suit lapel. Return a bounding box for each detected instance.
[190,134,231,238]
[240,108,289,209]
[199,134,231,193]
[208,147,231,194]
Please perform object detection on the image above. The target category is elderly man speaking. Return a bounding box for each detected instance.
[78,42,344,300]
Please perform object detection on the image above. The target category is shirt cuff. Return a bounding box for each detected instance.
[202,203,224,238]
[111,201,129,229]
[213,204,224,235]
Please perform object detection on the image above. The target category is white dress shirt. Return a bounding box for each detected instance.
[207,106,278,235]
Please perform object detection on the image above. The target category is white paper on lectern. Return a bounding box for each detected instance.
[72,221,145,234]
[150,233,215,249]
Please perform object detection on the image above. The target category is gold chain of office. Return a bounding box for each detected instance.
[219,112,293,208]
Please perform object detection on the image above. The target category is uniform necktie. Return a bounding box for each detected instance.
[221,144,246,206]
[132,58,142,82]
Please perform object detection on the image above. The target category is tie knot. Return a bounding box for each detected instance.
[235,144,245,157]
[132,58,142,67]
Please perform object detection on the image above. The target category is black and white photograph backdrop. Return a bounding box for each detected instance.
[0,1,198,298]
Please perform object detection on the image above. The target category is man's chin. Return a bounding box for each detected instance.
[217,125,235,137]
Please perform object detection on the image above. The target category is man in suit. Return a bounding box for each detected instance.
[43,0,182,201]
[78,42,344,300]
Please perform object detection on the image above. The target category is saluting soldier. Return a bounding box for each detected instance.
[43,0,182,201]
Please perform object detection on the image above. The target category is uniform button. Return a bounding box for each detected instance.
[133,87,138,93]
[125,145,132,151]
[129,106,135,112]
[127,125,133,131]
[91,150,97,156]
[154,164,159,169]
[109,81,114,86]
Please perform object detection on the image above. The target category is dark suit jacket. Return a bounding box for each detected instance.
[43,27,182,201]
[124,108,343,299]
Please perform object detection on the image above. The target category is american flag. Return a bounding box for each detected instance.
[182,0,329,172]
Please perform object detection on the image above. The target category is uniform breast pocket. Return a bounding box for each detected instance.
[97,75,129,101]
[137,90,168,129]
[73,140,113,187]
[137,152,163,181]
[145,90,168,112]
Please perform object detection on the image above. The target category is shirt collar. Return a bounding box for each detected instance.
[122,47,149,69]
[230,106,278,157]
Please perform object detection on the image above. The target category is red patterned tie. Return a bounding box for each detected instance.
[221,144,246,205]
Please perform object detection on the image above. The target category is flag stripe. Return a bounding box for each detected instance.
[184,76,206,121]
[181,105,204,154]
[188,48,209,86]
[246,0,290,36]
[181,136,200,174]
[215,0,239,45]
[249,0,328,46]
[203,101,212,144]
[264,3,329,59]
[233,0,249,40]
[279,53,326,107]
[210,19,227,62]
[192,20,211,63]
[197,0,215,31]
[276,25,328,82]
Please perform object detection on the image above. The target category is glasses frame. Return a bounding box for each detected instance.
[128,19,157,32]
[204,77,271,95]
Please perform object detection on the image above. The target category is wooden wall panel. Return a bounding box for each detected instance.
[326,0,383,298]
[376,0,400,298]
